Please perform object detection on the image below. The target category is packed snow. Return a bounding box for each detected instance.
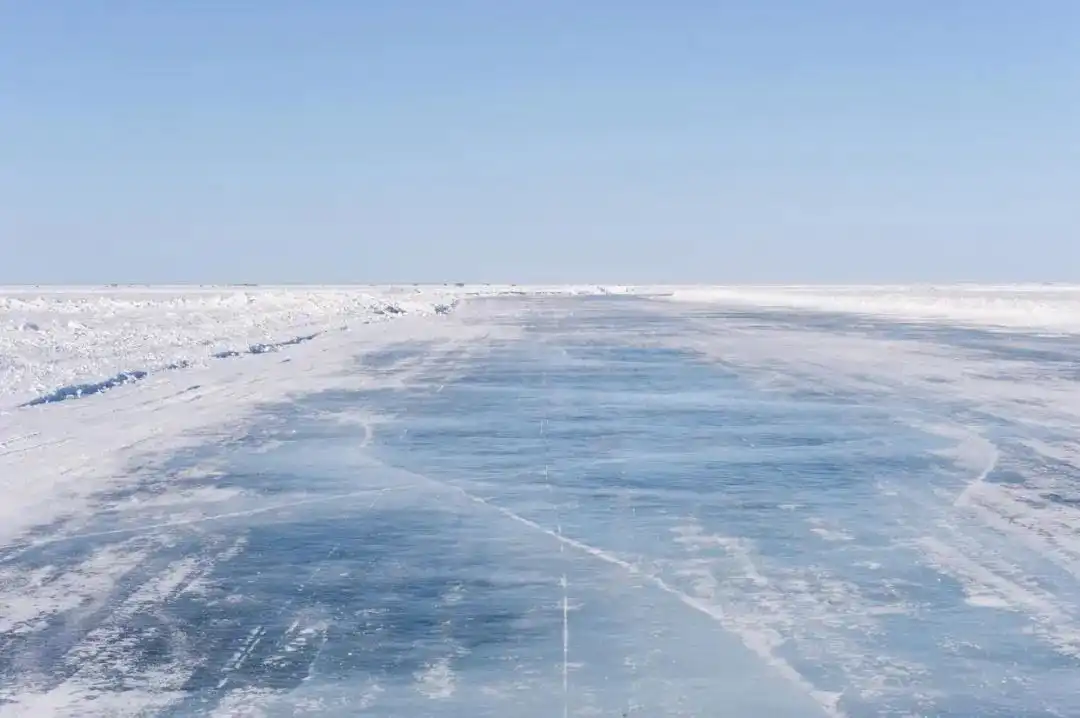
[3,284,1080,717]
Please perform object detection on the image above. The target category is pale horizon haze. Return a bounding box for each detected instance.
[2,2,1077,284]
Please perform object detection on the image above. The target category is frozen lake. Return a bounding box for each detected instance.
[5,292,1080,716]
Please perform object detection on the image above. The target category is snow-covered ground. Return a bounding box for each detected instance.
[0,285,634,410]
[664,284,1080,334]
[0,286,440,409]
[3,284,1080,717]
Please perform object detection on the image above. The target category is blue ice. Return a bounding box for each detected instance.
[6,297,1080,717]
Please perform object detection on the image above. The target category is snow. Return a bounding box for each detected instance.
[0,284,630,410]
[0,286,470,409]
[4,284,1080,716]
[664,284,1080,333]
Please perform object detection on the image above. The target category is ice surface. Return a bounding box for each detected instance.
[3,287,1080,716]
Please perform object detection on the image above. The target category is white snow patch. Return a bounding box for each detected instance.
[0,284,637,409]
[664,284,1080,333]
[415,656,457,700]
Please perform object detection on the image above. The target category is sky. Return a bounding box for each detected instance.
[1,1,1078,284]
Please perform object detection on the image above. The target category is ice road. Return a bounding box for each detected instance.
[4,285,1080,717]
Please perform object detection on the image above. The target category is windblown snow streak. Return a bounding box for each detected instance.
[3,286,1080,716]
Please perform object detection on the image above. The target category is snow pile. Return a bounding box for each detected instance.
[665,285,1080,333]
[0,286,461,408]
[0,284,637,409]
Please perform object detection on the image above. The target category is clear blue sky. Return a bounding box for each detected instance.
[2,1,1077,284]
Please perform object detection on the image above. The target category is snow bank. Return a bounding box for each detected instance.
[11,283,1076,410]
[0,286,443,408]
[0,285,633,409]
[664,285,1080,333]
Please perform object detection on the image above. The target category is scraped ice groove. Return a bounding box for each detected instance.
[218,626,267,689]
[33,558,203,707]
[0,542,155,701]
[256,545,337,675]
[0,531,253,714]
[0,541,149,640]
[262,619,328,672]
[0,432,65,460]
[407,474,851,718]
[188,545,342,714]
